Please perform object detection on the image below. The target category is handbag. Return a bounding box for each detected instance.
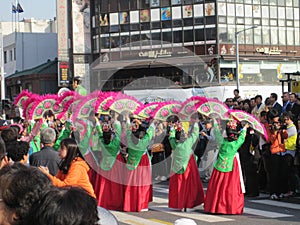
[151,143,165,153]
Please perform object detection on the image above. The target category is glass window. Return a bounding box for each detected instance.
[110,36,120,48]
[287,28,294,45]
[262,27,270,44]
[261,6,269,18]
[120,0,129,10]
[172,0,182,6]
[162,20,172,28]
[278,0,285,6]
[9,50,13,61]
[227,4,235,16]
[278,28,286,45]
[262,0,269,4]
[278,20,285,26]
[218,16,227,24]
[139,0,150,9]
[130,11,139,23]
[100,0,109,13]
[173,30,183,43]
[184,29,193,42]
[162,0,171,7]
[253,28,261,44]
[228,25,235,43]
[110,1,118,12]
[270,19,277,26]
[194,4,204,17]
[245,0,252,3]
[218,3,226,16]
[295,28,299,44]
[278,7,285,19]
[130,33,140,46]
[253,0,261,3]
[245,5,253,17]
[236,18,245,24]
[294,8,299,21]
[270,6,277,19]
[236,4,244,17]
[173,20,183,27]
[151,31,161,44]
[294,0,299,7]
[162,31,172,43]
[100,36,110,49]
[130,0,138,10]
[245,18,252,25]
[286,20,294,27]
[195,29,205,41]
[269,0,277,5]
[262,18,269,25]
[270,27,278,45]
[253,5,261,17]
[172,6,182,19]
[227,17,235,24]
[286,8,293,19]
[194,17,204,25]
[183,18,193,26]
[205,28,216,41]
[218,26,228,42]
[152,21,161,28]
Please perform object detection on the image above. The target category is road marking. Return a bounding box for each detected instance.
[244,207,292,218]
[111,211,169,225]
[151,197,234,223]
[149,219,173,225]
[249,199,300,210]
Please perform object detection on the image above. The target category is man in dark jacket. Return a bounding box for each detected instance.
[30,127,60,175]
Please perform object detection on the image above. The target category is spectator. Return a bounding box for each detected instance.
[224,98,233,109]
[251,95,265,119]
[39,138,96,198]
[30,127,60,176]
[0,136,10,168]
[1,127,18,146]
[241,99,252,113]
[269,93,282,115]
[286,93,300,125]
[0,163,52,225]
[6,141,29,164]
[25,186,99,225]
[233,89,242,102]
[281,92,290,113]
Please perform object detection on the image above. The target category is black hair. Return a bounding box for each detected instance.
[175,130,186,143]
[73,76,82,84]
[234,89,239,94]
[6,140,29,162]
[25,186,99,225]
[267,108,279,120]
[59,138,84,174]
[0,163,52,223]
[270,93,278,101]
[255,95,262,100]
[1,127,18,144]
[103,130,112,145]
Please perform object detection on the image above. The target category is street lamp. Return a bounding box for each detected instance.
[235,25,258,90]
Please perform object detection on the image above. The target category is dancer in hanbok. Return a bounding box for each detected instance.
[168,119,205,210]
[123,115,155,212]
[204,120,249,214]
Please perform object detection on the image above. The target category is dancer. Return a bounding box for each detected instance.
[204,119,249,214]
[168,119,205,210]
[95,112,125,211]
[123,114,155,212]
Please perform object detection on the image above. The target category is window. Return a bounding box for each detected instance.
[195,29,205,42]
[270,27,278,45]
[4,51,7,64]
[173,30,182,43]
[9,50,13,61]
[287,28,294,45]
[184,29,193,42]
[205,28,216,41]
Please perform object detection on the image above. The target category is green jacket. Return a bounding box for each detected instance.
[214,128,246,172]
[99,121,122,171]
[126,123,155,170]
[169,123,199,174]
[76,84,87,96]
[53,121,72,151]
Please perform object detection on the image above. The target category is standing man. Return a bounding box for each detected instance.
[251,95,265,119]
[30,127,60,176]
[72,76,87,96]
[286,93,300,125]
[269,93,283,115]
[281,92,290,113]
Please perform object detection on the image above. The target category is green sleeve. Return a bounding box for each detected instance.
[53,121,72,151]
[168,129,177,150]
[78,121,94,155]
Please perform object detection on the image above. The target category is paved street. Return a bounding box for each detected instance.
[110,181,300,225]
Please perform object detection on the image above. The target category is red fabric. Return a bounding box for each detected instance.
[123,154,152,212]
[92,153,125,211]
[168,156,205,209]
[204,157,244,214]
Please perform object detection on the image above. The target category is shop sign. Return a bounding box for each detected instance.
[256,47,282,55]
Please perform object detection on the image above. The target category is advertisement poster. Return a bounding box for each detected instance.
[172,6,182,19]
[151,0,160,7]
[182,5,193,18]
[140,9,150,22]
[161,7,171,20]
[194,4,203,17]
[130,11,139,23]
[151,8,160,21]
[205,3,215,16]
[100,14,109,26]
[119,12,129,24]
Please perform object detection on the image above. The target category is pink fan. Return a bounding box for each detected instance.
[151,101,182,121]
[134,102,159,119]
[196,98,229,119]
[104,92,141,114]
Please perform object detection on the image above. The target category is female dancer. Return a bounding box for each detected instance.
[168,119,205,211]
[204,120,249,214]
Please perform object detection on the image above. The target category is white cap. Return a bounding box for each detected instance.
[174,218,197,225]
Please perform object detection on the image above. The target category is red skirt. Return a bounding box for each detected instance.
[93,153,125,211]
[204,157,244,214]
[123,154,152,212]
[169,156,205,209]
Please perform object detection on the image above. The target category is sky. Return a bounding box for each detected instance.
[0,0,56,22]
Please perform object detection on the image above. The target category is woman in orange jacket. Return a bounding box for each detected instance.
[39,138,96,198]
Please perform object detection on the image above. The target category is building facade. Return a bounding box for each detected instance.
[84,0,300,99]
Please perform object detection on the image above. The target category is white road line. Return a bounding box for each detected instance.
[111,211,168,225]
[249,199,300,210]
[151,197,234,223]
[244,207,292,218]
